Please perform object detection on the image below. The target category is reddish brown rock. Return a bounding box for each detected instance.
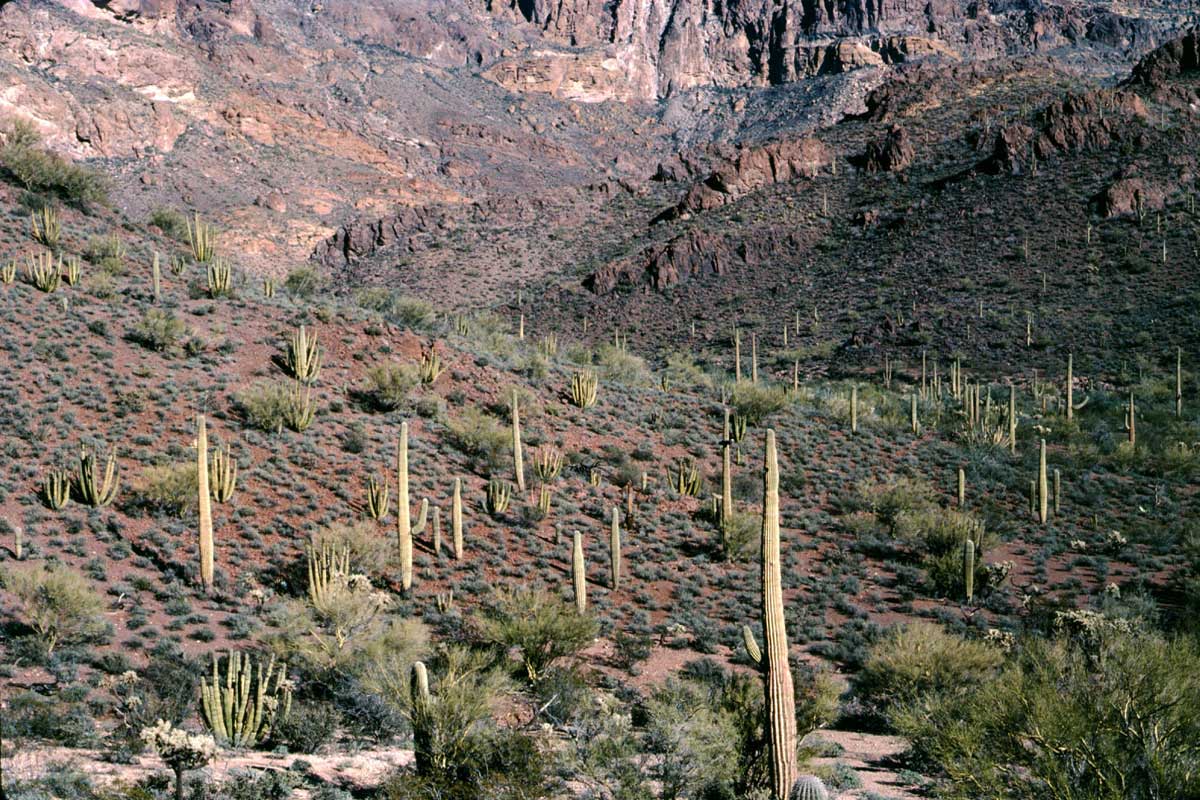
[1093,172,1169,218]
[857,125,915,172]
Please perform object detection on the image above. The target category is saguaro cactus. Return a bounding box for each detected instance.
[431,506,442,555]
[1038,439,1049,524]
[1008,384,1017,455]
[511,389,525,492]
[572,530,587,614]
[751,333,759,384]
[850,385,858,434]
[760,430,797,800]
[452,477,464,560]
[410,661,432,775]
[910,394,919,434]
[963,538,975,603]
[1124,391,1136,446]
[957,466,966,508]
[197,416,214,591]
[397,422,412,592]
[610,507,621,590]
[1176,347,1183,418]
[1053,468,1061,515]
[722,408,734,546]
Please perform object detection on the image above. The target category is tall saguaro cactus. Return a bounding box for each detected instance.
[610,507,621,590]
[572,530,587,613]
[197,415,214,592]
[722,408,734,545]
[760,430,797,800]
[452,477,464,560]
[397,422,412,592]
[1065,353,1074,422]
[1038,439,1049,525]
[512,389,525,492]
[850,385,858,434]
[1008,384,1017,455]
[1176,347,1183,418]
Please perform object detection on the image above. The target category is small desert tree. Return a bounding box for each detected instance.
[141,720,217,800]
[473,585,598,684]
[0,563,107,656]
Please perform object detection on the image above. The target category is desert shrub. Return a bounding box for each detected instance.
[848,476,937,532]
[472,585,598,683]
[210,769,298,800]
[234,380,293,432]
[284,265,323,298]
[894,630,1200,800]
[853,622,1002,727]
[381,725,551,800]
[446,406,508,470]
[129,309,188,352]
[356,290,437,330]
[0,563,109,656]
[85,234,128,274]
[310,521,393,577]
[0,120,108,206]
[730,383,788,424]
[149,207,189,240]
[643,680,742,800]
[271,701,338,753]
[135,463,197,516]
[363,363,420,411]
[5,689,99,747]
[596,343,650,385]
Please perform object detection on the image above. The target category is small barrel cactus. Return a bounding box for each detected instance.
[789,775,830,800]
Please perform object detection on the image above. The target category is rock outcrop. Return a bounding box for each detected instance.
[1128,27,1199,87]
[855,124,914,172]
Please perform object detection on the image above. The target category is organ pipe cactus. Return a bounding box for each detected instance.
[1,260,15,285]
[283,382,315,432]
[187,213,217,263]
[306,539,350,606]
[572,530,587,614]
[570,370,598,409]
[511,389,525,492]
[208,442,237,503]
[199,651,291,748]
[365,473,390,521]
[675,459,702,497]
[27,252,60,293]
[42,467,70,510]
[418,349,443,384]
[397,422,412,592]
[532,447,564,482]
[61,256,81,286]
[760,430,797,800]
[31,205,60,248]
[485,479,511,517]
[207,257,232,298]
[77,446,118,507]
[285,325,321,384]
[197,416,214,591]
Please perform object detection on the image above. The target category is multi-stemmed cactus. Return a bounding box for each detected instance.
[285,325,321,384]
[397,422,413,592]
[366,473,390,520]
[31,205,60,248]
[419,349,443,384]
[27,252,60,293]
[306,539,350,606]
[187,213,217,263]
[283,382,315,432]
[42,467,70,510]
[511,389,525,492]
[61,256,81,286]
[197,416,214,592]
[77,446,119,507]
[760,430,797,800]
[208,442,237,503]
[199,651,291,748]
[485,479,511,517]
[532,447,564,482]
[207,258,232,298]
[675,459,702,497]
[570,370,598,409]
[1,259,15,285]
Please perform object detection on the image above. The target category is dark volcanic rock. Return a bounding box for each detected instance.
[856,124,915,172]
[1128,27,1200,86]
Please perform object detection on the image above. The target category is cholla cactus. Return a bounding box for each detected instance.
[199,651,292,748]
[77,446,118,507]
[570,370,598,409]
[285,325,321,384]
[141,720,217,800]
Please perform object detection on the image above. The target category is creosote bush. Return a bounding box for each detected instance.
[473,585,598,683]
[0,562,109,656]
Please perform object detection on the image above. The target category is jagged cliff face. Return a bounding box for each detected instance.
[483,0,1181,100]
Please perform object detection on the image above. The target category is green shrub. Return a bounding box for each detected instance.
[730,382,788,424]
[234,381,293,432]
[363,363,420,411]
[894,631,1200,800]
[0,120,108,206]
[284,265,323,298]
[0,563,109,656]
[135,463,198,516]
[446,406,508,470]
[853,622,1002,726]
[85,234,128,274]
[473,585,598,683]
[149,207,189,241]
[271,701,338,754]
[130,309,188,352]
